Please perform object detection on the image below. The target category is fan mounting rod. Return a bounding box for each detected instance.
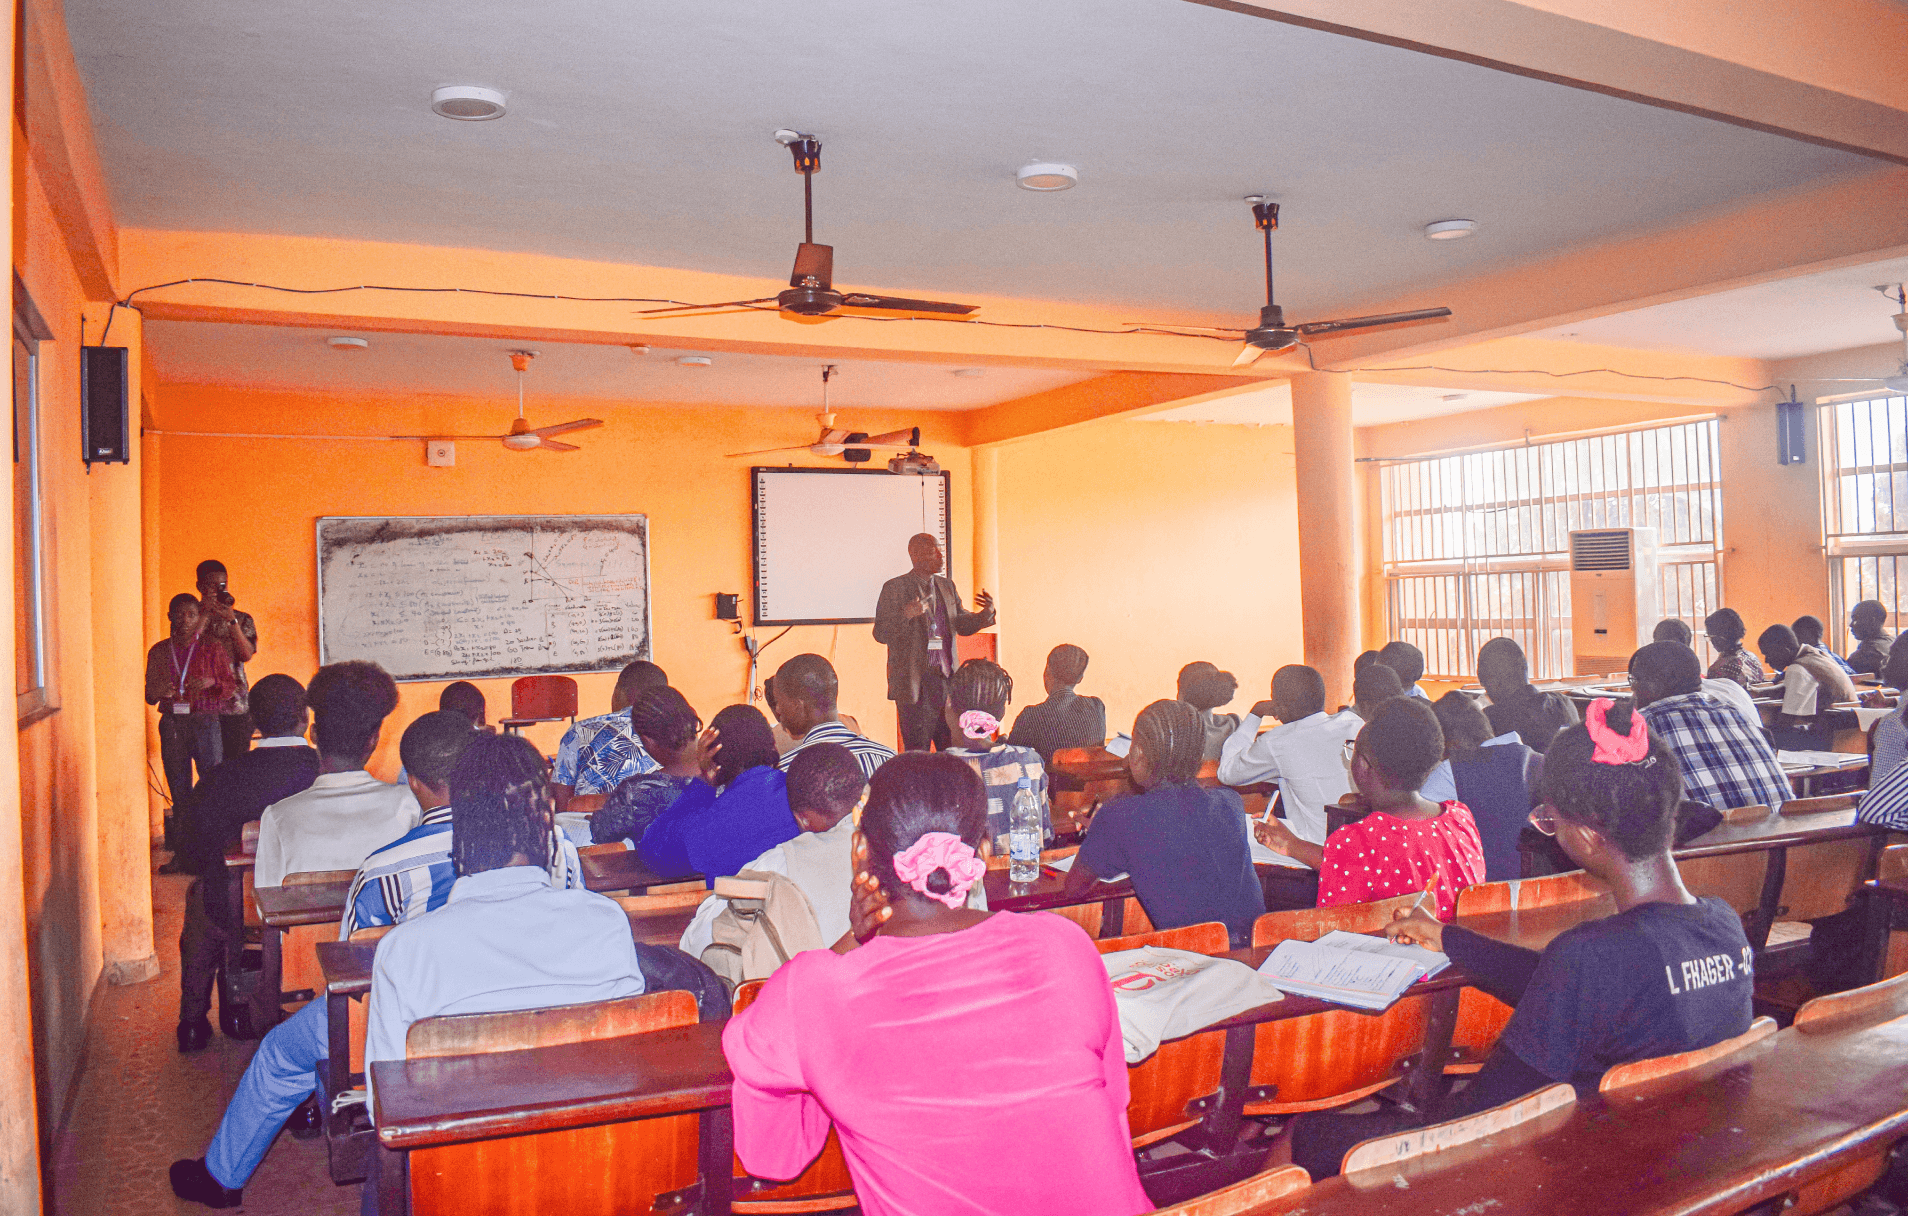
[1245,196,1280,309]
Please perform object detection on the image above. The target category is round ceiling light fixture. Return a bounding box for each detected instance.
[326,336,369,350]
[1016,163,1078,192]
[431,85,508,121]
[677,355,713,368]
[1423,219,1478,241]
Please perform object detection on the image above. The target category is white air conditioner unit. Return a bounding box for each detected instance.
[1568,527,1660,676]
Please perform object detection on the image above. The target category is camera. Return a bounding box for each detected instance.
[216,591,235,607]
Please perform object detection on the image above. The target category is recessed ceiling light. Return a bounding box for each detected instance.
[432,85,508,121]
[677,355,713,368]
[1423,219,1478,241]
[628,345,650,356]
[326,336,368,350]
[952,368,985,378]
[1016,163,1077,192]
[1440,393,1468,402]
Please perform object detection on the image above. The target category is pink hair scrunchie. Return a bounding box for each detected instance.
[891,832,985,908]
[958,709,1001,741]
[1584,697,1650,766]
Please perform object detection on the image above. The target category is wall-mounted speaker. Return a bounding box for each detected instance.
[82,346,130,466]
[1776,398,1807,466]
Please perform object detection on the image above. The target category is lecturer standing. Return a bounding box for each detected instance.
[874,533,995,751]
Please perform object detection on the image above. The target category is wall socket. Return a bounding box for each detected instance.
[426,440,456,467]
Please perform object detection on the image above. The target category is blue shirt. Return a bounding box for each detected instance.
[1077,782,1264,948]
[552,711,659,796]
[638,765,799,885]
[339,803,584,938]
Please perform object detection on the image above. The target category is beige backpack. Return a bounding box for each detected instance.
[700,870,828,993]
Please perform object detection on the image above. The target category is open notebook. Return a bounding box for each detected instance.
[1256,930,1449,1011]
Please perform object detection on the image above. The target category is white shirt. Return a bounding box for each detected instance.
[254,770,421,887]
[365,866,643,1112]
[1700,677,1761,731]
[1217,710,1364,849]
[1781,660,1821,716]
[253,735,310,749]
[679,815,856,959]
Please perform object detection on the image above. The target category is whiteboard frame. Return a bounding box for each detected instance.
[314,514,652,681]
[750,468,952,626]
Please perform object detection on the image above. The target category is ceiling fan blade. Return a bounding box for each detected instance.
[1294,307,1453,337]
[635,298,776,315]
[1232,343,1267,367]
[723,444,817,458]
[820,428,850,445]
[536,438,580,452]
[530,418,603,437]
[791,243,834,289]
[863,426,921,447]
[836,294,977,316]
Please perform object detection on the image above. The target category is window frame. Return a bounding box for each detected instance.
[14,277,56,726]
[1817,392,1908,652]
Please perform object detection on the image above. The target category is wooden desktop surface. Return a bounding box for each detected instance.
[254,879,354,927]
[579,849,700,894]
[1674,806,1875,859]
[983,867,1132,913]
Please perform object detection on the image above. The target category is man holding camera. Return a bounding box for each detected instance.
[196,559,258,759]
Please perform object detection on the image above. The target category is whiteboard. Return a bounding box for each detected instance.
[752,469,950,625]
[316,515,651,682]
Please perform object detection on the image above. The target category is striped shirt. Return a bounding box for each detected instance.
[1872,706,1908,788]
[1859,755,1908,831]
[945,744,1051,849]
[339,804,584,939]
[1706,647,1766,690]
[552,711,659,796]
[777,720,896,779]
[1638,691,1792,815]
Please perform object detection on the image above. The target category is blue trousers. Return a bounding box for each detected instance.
[205,997,328,1189]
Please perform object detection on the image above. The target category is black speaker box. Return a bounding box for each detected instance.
[82,345,130,466]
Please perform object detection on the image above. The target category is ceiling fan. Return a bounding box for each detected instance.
[642,132,977,321]
[1228,197,1453,367]
[725,365,922,460]
[443,351,604,452]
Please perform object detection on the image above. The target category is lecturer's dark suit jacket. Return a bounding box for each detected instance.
[873,572,996,704]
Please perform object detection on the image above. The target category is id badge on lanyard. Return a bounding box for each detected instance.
[172,637,199,714]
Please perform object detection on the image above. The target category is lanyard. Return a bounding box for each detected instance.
[170,637,200,699]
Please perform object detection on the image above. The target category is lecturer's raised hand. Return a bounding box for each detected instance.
[974,589,995,614]
[901,597,927,621]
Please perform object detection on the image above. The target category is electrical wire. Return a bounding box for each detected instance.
[1293,341,1783,393]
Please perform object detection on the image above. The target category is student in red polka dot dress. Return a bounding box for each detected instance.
[1256,696,1483,920]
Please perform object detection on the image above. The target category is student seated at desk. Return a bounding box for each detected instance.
[1705,608,1766,689]
[943,659,1051,850]
[680,742,867,962]
[1066,699,1265,947]
[1477,636,1580,753]
[169,731,633,1210]
[1008,642,1108,764]
[175,674,319,1053]
[1431,692,1538,882]
[1255,696,1484,920]
[1178,660,1242,761]
[1351,661,1404,719]
[436,680,489,729]
[1848,599,1896,678]
[549,659,668,815]
[1274,698,1754,1181]
[770,653,895,777]
[1793,615,1859,676]
[1630,641,1790,815]
[639,703,798,882]
[1217,664,1362,864]
[724,753,1153,1216]
[591,686,702,846]
[1757,623,1858,751]
[254,660,418,888]
[1377,639,1430,699]
[1867,644,1908,786]
[1652,619,1763,727]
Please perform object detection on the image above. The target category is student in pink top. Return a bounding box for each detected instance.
[722,752,1153,1216]
[1255,696,1483,920]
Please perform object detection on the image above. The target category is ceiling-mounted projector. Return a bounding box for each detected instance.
[888,451,940,474]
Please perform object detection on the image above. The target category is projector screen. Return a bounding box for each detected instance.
[752,468,951,625]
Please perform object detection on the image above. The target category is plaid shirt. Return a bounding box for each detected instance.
[339,804,583,938]
[945,744,1051,849]
[1706,647,1766,690]
[1859,754,1908,830]
[552,711,659,796]
[1638,692,1791,814]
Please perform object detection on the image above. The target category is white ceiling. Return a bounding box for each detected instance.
[1527,256,1908,360]
[142,320,1091,409]
[1142,382,1551,427]
[67,0,1873,328]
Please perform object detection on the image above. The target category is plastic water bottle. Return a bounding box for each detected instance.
[1009,775,1042,883]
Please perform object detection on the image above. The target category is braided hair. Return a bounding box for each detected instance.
[708,704,780,787]
[628,686,700,759]
[948,659,1013,721]
[861,752,986,902]
[1132,699,1204,786]
[448,732,555,876]
[1538,698,1683,861]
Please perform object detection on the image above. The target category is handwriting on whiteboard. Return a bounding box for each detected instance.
[317,516,651,682]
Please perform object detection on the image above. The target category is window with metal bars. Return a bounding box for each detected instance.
[1380,418,1724,680]
[1819,393,1908,651]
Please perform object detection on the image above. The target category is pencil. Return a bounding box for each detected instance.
[1407,877,1436,916]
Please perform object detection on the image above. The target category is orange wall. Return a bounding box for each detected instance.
[146,385,975,766]
[990,420,1304,737]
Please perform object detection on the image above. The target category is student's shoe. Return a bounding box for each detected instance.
[288,1093,323,1140]
[168,1159,241,1209]
[175,1018,212,1054]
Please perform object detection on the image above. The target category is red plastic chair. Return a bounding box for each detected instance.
[501,675,578,733]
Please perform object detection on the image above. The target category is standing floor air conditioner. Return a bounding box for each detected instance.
[1569,528,1660,676]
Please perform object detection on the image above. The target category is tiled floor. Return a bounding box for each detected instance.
[48,865,360,1215]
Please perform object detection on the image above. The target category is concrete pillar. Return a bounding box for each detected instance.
[1291,373,1360,707]
[86,302,158,985]
[972,445,1001,621]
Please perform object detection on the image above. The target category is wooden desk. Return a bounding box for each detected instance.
[579,849,700,894]
[984,867,1136,935]
[252,879,353,1032]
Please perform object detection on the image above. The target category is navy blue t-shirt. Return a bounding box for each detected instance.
[1077,782,1265,947]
